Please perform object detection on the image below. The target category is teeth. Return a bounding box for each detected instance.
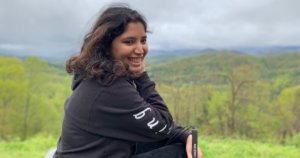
[129,57,142,63]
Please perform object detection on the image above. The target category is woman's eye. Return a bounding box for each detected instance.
[123,39,134,45]
[141,38,147,44]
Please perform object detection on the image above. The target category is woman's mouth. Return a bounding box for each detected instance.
[128,57,142,67]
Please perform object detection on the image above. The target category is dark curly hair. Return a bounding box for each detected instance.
[66,4,148,85]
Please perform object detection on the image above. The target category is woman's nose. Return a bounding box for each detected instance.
[134,43,144,55]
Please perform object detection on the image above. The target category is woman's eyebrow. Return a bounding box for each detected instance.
[123,35,147,39]
[123,37,136,40]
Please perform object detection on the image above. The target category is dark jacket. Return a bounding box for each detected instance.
[55,72,190,158]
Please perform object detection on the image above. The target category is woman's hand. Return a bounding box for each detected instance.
[186,135,203,158]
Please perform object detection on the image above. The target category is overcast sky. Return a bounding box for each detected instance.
[0,0,299,57]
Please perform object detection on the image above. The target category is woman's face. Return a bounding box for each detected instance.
[111,22,148,74]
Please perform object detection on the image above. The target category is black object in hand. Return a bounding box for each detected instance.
[192,127,198,158]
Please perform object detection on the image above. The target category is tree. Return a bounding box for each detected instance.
[0,57,26,140]
[219,65,258,136]
[275,85,300,144]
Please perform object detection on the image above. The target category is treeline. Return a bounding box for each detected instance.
[0,56,71,141]
[0,52,300,145]
[150,52,300,144]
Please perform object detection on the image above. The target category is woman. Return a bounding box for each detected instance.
[54,4,202,158]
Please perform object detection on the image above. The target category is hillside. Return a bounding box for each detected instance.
[147,52,300,144]
[0,52,300,145]
[149,52,300,86]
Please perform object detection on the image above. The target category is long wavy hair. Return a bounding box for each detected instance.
[66,4,148,85]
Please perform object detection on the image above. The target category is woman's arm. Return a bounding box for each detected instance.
[134,72,190,144]
[86,73,188,143]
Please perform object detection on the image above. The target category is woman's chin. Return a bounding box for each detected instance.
[128,66,141,74]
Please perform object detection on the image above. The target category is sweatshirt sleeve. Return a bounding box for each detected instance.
[134,72,190,144]
[87,72,190,143]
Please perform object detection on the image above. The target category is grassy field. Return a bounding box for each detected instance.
[0,136,299,158]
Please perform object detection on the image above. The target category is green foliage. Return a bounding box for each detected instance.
[286,133,300,147]
[1,52,300,146]
[152,52,300,143]
[0,135,57,158]
[199,136,300,158]
[0,136,299,158]
[0,56,71,141]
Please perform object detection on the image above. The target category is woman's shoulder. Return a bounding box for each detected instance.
[82,75,134,89]
[102,75,135,93]
[79,76,136,104]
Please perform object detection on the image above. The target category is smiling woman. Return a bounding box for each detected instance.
[64,4,150,86]
[111,22,148,77]
[53,4,202,158]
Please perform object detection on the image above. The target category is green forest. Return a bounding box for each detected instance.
[0,56,71,141]
[0,52,300,157]
[149,52,300,144]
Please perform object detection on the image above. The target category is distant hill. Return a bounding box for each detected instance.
[147,45,300,58]
[149,52,300,86]
[2,48,300,86]
[2,45,300,64]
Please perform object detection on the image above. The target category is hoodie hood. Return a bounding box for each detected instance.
[72,73,83,91]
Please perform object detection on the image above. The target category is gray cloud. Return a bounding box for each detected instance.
[0,0,299,57]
